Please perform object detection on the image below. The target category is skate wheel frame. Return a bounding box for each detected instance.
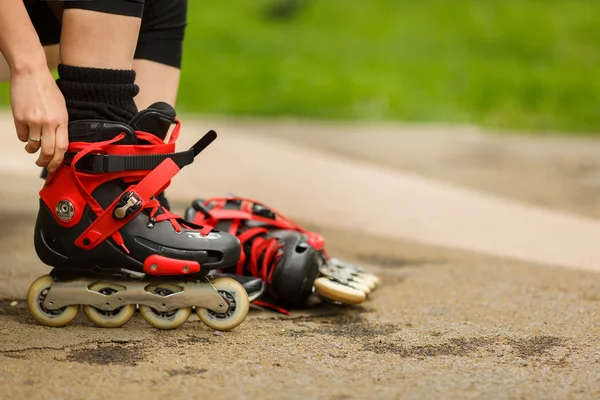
[314,277,367,305]
[321,258,381,293]
[197,277,249,331]
[25,275,250,330]
[37,278,231,314]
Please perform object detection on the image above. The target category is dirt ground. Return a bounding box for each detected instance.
[0,113,599,399]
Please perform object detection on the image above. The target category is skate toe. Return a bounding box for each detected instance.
[200,230,241,270]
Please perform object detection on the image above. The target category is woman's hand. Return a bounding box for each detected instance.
[10,67,69,174]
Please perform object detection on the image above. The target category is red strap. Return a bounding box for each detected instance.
[75,158,180,250]
[253,300,290,316]
[202,196,331,259]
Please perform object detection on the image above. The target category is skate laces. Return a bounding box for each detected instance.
[235,227,291,315]
[146,198,211,235]
[235,227,283,284]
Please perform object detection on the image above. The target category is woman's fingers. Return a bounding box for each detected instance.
[35,124,56,168]
[46,123,68,173]
[14,120,29,142]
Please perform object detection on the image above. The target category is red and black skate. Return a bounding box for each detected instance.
[27,103,249,330]
[183,196,381,312]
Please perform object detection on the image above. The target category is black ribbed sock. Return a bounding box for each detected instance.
[56,64,139,124]
[41,65,140,179]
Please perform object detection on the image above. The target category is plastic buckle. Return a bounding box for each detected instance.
[113,191,142,220]
[64,152,107,173]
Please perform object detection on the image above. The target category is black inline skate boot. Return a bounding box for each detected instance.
[184,196,381,313]
[27,102,249,330]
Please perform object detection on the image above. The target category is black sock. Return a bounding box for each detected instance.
[40,65,140,179]
[56,64,139,124]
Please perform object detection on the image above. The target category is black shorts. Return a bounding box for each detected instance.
[25,0,187,68]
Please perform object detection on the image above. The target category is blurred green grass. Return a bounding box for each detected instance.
[1,0,599,134]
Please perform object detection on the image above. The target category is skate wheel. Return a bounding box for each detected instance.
[139,285,191,330]
[353,276,376,291]
[314,277,366,305]
[140,305,192,330]
[27,275,79,327]
[353,274,378,291]
[346,280,371,295]
[329,258,381,288]
[369,273,381,288]
[82,283,135,328]
[197,277,249,331]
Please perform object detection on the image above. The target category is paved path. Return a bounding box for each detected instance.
[0,112,598,399]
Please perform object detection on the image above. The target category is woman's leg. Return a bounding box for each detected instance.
[5,0,185,110]
[60,8,140,70]
[132,0,187,109]
[57,2,144,123]
[132,59,181,109]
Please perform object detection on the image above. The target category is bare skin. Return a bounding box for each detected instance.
[0,6,142,174]
[59,10,140,70]
[132,59,181,109]
[0,1,66,174]
[0,46,60,82]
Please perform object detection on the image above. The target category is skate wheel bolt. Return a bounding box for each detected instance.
[151,264,158,271]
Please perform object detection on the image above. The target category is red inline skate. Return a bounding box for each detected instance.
[183,196,381,313]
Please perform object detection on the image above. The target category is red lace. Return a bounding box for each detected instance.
[235,227,283,284]
[253,300,291,316]
[229,226,292,315]
[146,198,211,234]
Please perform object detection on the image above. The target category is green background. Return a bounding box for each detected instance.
[1,0,598,134]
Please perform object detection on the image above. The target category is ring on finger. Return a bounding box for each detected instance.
[28,136,42,143]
